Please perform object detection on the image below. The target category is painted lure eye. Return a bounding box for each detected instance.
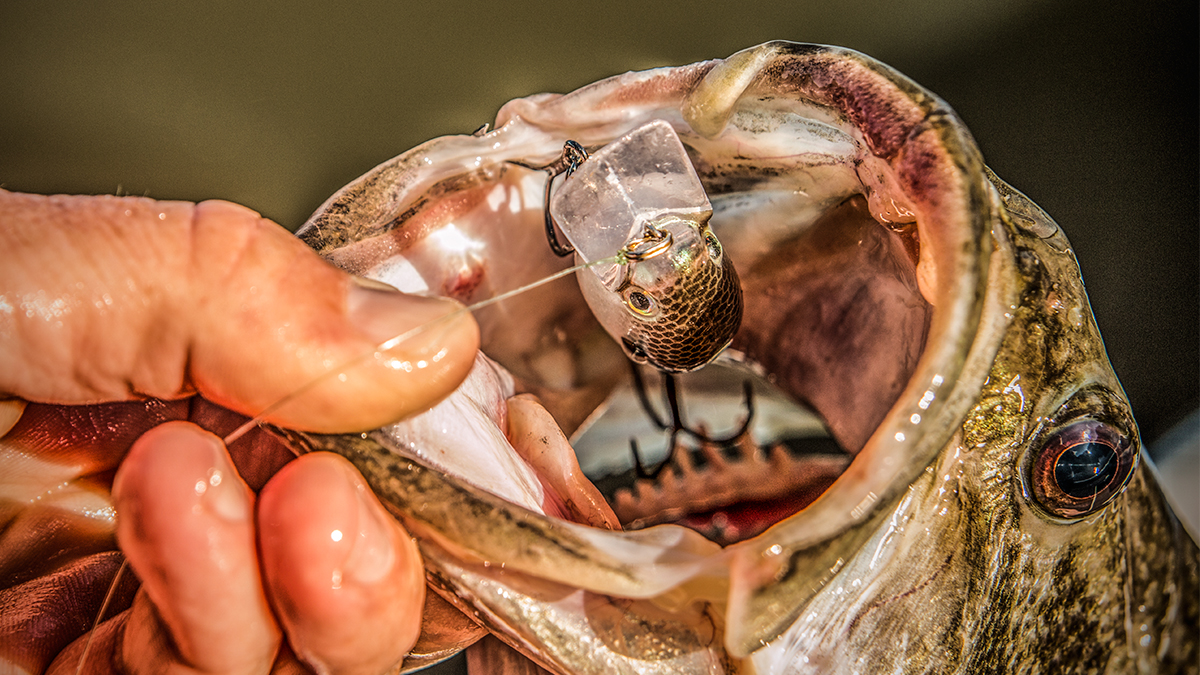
[1028,420,1137,519]
[624,288,657,317]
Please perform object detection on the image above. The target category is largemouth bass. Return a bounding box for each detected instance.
[2,42,1196,674]
[288,42,1199,673]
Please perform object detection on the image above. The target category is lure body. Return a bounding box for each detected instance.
[549,120,743,373]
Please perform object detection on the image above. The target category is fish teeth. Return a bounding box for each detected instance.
[614,431,850,545]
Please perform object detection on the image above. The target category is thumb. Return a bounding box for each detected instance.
[0,190,479,432]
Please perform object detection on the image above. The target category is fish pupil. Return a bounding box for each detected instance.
[1054,441,1118,499]
[629,291,652,312]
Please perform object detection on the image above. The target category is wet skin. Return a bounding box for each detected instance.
[0,190,480,674]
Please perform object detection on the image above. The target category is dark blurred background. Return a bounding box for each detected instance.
[1,1,1194,671]
[3,0,1193,445]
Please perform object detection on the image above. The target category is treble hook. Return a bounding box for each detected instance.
[628,363,755,479]
[539,140,589,257]
[630,429,681,481]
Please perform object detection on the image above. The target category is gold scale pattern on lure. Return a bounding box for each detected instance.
[626,252,742,372]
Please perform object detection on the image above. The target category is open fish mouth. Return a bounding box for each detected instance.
[577,362,856,547]
[294,42,1012,665]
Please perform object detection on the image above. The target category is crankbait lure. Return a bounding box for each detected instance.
[541,120,743,373]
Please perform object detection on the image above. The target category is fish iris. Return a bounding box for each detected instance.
[1026,413,1137,519]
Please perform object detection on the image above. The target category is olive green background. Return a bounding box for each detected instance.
[1,0,1195,671]
[4,0,1193,444]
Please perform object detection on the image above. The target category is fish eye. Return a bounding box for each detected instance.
[623,288,657,317]
[1026,420,1136,520]
[704,231,722,260]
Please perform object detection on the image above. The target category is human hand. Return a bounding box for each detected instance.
[0,190,480,674]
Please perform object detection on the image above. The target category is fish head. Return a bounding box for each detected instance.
[732,168,1196,672]
[291,42,1197,672]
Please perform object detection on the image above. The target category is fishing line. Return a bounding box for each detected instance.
[74,558,127,675]
[222,255,620,446]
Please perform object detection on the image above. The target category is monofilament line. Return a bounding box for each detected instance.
[222,256,618,445]
[74,558,127,675]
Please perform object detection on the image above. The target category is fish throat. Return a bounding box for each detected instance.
[583,193,931,546]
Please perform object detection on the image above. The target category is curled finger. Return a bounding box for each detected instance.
[258,452,424,674]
